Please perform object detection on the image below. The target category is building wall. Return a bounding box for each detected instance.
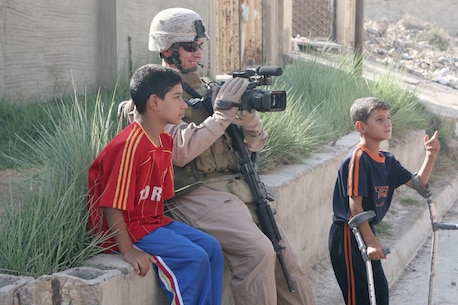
[0,0,99,101]
[0,0,290,102]
[0,0,214,101]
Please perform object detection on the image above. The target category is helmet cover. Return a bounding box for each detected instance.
[148,8,209,52]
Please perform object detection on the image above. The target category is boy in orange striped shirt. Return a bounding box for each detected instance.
[328,97,440,305]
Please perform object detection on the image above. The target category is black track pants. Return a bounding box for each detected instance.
[328,222,389,305]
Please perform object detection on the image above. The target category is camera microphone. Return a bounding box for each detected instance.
[257,66,282,76]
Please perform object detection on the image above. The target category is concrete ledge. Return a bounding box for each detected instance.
[1,130,433,305]
[8,256,169,305]
[84,254,169,305]
[0,275,34,305]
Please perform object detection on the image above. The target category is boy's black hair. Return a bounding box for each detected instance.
[350,97,391,124]
[130,64,182,114]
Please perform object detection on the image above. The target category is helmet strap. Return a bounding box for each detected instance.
[161,44,197,74]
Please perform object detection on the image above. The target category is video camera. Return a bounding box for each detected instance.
[187,66,287,112]
[230,66,286,112]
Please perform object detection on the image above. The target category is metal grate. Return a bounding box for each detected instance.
[293,0,332,38]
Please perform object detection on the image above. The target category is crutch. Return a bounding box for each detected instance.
[412,175,458,305]
[348,210,390,305]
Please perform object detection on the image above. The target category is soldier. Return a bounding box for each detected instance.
[118,8,316,305]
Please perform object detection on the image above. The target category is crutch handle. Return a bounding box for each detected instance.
[349,210,376,229]
[436,223,458,230]
[364,248,390,261]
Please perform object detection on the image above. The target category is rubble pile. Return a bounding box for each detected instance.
[364,16,458,89]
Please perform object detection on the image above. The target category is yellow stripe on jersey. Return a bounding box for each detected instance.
[114,127,143,210]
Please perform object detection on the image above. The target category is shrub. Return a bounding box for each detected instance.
[418,26,450,51]
[0,89,118,276]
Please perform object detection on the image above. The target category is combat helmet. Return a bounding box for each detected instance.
[148,8,209,73]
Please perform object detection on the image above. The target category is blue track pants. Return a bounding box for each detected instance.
[135,221,224,305]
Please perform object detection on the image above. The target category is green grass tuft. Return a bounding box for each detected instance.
[0,88,119,276]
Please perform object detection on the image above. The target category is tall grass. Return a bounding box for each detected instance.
[0,87,120,276]
[0,54,442,276]
[258,54,434,170]
[0,100,62,170]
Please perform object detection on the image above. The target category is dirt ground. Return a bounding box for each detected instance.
[308,161,458,305]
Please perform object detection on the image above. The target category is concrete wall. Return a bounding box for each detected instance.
[0,0,99,101]
[0,0,290,101]
[0,130,428,305]
[0,0,212,101]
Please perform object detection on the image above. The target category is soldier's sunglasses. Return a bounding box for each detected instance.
[176,42,205,53]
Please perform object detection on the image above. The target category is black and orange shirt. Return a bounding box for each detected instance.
[332,144,412,224]
[87,121,174,251]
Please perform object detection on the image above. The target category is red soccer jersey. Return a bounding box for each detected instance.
[87,121,174,251]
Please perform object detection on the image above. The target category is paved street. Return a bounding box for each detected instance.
[309,175,458,305]
[390,199,458,305]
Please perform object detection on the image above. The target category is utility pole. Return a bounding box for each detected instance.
[354,0,364,75]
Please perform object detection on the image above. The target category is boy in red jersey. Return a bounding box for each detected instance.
[87,64,226,305]
[328,97,441,305]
